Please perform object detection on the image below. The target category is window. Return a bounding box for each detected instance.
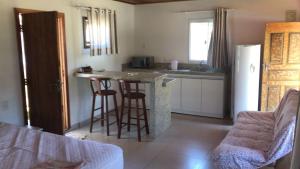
[82,15,111,50]
[81,8,118,56]
[82,17,90,48]
[189,19,213,63]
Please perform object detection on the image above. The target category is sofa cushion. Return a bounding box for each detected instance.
[213,111,275,169]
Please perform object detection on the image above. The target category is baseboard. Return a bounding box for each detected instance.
[66,106,149,133]
[67,115,100,132]
[171,109,224,119]
[67,108,117,132]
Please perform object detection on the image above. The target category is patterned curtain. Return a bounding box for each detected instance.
[208,8,228,70]
[86,8,118,56]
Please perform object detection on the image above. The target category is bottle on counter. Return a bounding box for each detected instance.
[171,60,178,70]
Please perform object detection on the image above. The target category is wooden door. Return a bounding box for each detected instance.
[261,22,300,111]
[22,11,65,134]
[57,13,70,132]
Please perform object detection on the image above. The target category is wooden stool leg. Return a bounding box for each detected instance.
[90,94,96,133]
[113,95,119,127]
[136,98,141,142]
[118,97,125,139]
[101,96,104,127]
[142,98,150,134]
[127,98,132,132]
[105,95,110,136]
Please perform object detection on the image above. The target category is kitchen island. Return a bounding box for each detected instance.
[122,68,226,118]
[75,71,173,137]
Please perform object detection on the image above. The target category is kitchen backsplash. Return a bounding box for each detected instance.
[122,62,224,73]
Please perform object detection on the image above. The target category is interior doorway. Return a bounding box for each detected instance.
[14,8,70,134]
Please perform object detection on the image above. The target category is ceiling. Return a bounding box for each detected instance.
[114,0,191,5]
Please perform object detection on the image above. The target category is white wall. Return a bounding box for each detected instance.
[134,0,300,63]
[2,0,300,126]
[0,0,135,126]
[0,0,23,125]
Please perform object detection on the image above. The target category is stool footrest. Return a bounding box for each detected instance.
[108,121,118,126]
[93,107,102,111]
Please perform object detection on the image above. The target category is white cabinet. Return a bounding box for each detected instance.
[170,78,181,111]
[181,78,202,113]
[169,76,224,118]
[201,79,224,116]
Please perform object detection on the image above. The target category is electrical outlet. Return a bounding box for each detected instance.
[286,10,297,22]
[0,100,9,111]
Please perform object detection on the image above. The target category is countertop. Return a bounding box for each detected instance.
[75,71,167,83]
[123,68,225,80]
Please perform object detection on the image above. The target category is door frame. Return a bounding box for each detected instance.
[14,8,71,131]
[57,12,71,131]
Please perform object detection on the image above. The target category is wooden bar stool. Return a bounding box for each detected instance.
[117,80,150,142]
[89,77,119,136]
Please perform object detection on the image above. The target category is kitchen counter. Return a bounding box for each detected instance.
[75,71,167,83]
[122,68,225,79]
[75,70,172,137]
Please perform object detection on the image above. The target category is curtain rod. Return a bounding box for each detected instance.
[72,5,114,12]
[175,8,235,13]
[72,5,91,10]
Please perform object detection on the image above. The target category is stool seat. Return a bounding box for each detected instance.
[124,92,145,99]
[96,90,117,96]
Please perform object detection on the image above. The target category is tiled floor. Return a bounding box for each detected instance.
[66,113,232,169]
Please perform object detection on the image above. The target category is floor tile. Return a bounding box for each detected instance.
[66,113,231,169]
[144,151,210,169]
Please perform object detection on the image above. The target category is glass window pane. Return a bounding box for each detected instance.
[189,20,213,62]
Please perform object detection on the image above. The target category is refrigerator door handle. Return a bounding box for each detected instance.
[250,64,255,73]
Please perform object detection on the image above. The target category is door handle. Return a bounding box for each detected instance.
[250,64,255,73]
[263,63,269,71]
[49,80,61,93]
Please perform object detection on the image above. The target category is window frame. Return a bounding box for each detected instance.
[82,16,90,49]
[188,18,214,64]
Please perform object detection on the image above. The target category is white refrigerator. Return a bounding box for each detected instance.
[233,44,261,122]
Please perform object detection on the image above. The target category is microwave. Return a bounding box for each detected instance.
[129,56,154,69]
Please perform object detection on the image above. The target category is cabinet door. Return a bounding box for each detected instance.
[182,78,202,113]
[170,78,181,111]
[201,79,224,116]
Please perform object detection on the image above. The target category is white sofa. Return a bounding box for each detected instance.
[213,89,299,169]
[0,123,124,169]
